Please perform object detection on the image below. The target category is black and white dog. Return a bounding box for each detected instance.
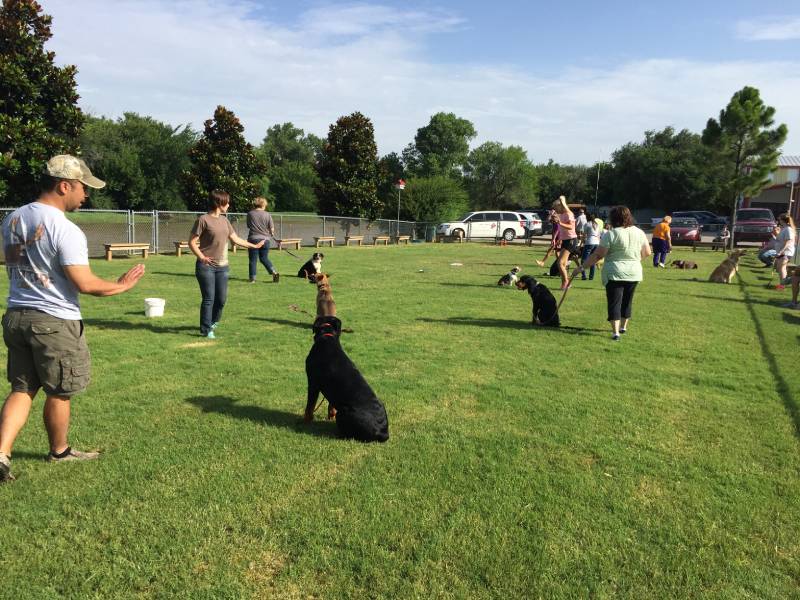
[516,275,560,327]
[497,266,521,286]
[304,316,389,442]
[298,252,324,282]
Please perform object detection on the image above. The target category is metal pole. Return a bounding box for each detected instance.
[396,189,401,237]
[594,162,601,214]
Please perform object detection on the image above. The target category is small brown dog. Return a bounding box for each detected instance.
[708,250,745,284]
[671,260,698,269]
[314,273,336,317]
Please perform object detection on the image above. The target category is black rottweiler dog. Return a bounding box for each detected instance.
[298,252,324,282]
[304,316,389,442]
[516,275,560,327]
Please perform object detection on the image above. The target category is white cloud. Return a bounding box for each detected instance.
[736,16,800,41]
[44,1,800,164]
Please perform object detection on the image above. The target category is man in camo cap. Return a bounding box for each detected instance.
[0,155,145,482]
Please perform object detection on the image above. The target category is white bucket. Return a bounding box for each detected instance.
[144,297,165,318]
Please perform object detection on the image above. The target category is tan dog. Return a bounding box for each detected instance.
[708,250,745,284]
[314,273,336,317]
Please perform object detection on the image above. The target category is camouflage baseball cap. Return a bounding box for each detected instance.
[45,155,105,189]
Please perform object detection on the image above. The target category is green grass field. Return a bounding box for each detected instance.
[0,243,798,599]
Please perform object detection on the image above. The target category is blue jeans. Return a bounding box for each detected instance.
[652,238,669,266]
[248,242,275,281]
[581,244,598,279]
[758,249,776,266]
[195,262,229,335]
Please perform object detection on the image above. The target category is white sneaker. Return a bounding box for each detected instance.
[658,263,666,268]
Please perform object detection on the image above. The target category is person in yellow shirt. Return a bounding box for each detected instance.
[651,216,671,268]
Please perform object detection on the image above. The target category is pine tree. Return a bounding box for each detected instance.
[316,112,382,220]
[181,105,266,212]
[702,86,788,242]
[0,0,84,203]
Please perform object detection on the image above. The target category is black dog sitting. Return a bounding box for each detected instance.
[516,275,560,327]
[298,252,324,282]
[304,316,389,442]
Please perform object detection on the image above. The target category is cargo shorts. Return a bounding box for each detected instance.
[2,309,91,397]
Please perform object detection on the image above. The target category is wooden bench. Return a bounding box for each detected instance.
[104,243,150,261]
[314,236,336,248]
[276,238,302,250]
[393,235,411,245]
[174,241,189,256]
[344,235,364,246]
[372,235,390,246]
[692,241,722,252]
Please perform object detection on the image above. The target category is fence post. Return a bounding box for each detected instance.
[128,211,134,243]
[153,210,159,254]
[279,215,283,239]
[322,216,326,237]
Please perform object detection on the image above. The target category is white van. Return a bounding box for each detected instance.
[437,211,529,241]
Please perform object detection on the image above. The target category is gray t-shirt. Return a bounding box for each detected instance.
[2,202,89,320]
[246,210,274,242]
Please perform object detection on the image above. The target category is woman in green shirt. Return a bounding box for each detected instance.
[574,206,651,340]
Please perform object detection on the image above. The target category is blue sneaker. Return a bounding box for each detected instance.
[211,322,218,330]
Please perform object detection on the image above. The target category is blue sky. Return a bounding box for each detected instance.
[46,1,800,163]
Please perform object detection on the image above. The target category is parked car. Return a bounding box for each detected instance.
[436,211,528,241]
[518,211,543,236]
[733,208,776,243]
[669,218,702,245]
[672,210,728,226]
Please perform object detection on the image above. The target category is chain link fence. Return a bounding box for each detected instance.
[0,209,421,259]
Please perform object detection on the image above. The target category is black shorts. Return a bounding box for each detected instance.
[560,238,578,254]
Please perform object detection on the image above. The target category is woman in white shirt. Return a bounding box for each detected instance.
[580,214,602,280]
[774,213,796,290]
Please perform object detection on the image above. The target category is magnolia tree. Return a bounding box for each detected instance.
[0,0,84,203]
[316,112,382,221]
[181,105,266,213]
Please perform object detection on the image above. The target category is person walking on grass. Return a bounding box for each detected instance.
[553,196,578,290]
[246,196,279,284]
[651,215,671,268]
[580,213,602,281]
[189,190,265,339]
[773,213,796,291]
[574,205,651,341]
[0,155,145,483]
[782,268,799,309]
[536,211,561,267]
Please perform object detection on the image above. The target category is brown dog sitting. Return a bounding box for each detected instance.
[708,250,745,284]
[314,273,336,318]
[671,260,698,269]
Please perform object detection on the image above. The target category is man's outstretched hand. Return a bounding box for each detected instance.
[117,263,146,290]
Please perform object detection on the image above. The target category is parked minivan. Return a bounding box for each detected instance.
[437,211,529,241]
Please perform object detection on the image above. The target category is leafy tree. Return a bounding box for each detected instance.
[260,122,321,166]
[464,142,538,209]
[404,112,476,178]
[608,127,723,212]
[534,160,591,207]
[0,0,84,203]
[258,122,321,212]
[80,113,196,210]
[181,105,266,212]
[702,86,788,236]
[377,152,406,218]
[316,112,382,220]
[400,176,469,223]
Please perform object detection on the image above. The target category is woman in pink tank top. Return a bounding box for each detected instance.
[553,196,577,289]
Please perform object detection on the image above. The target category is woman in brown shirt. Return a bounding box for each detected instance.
[189,190,264,338]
